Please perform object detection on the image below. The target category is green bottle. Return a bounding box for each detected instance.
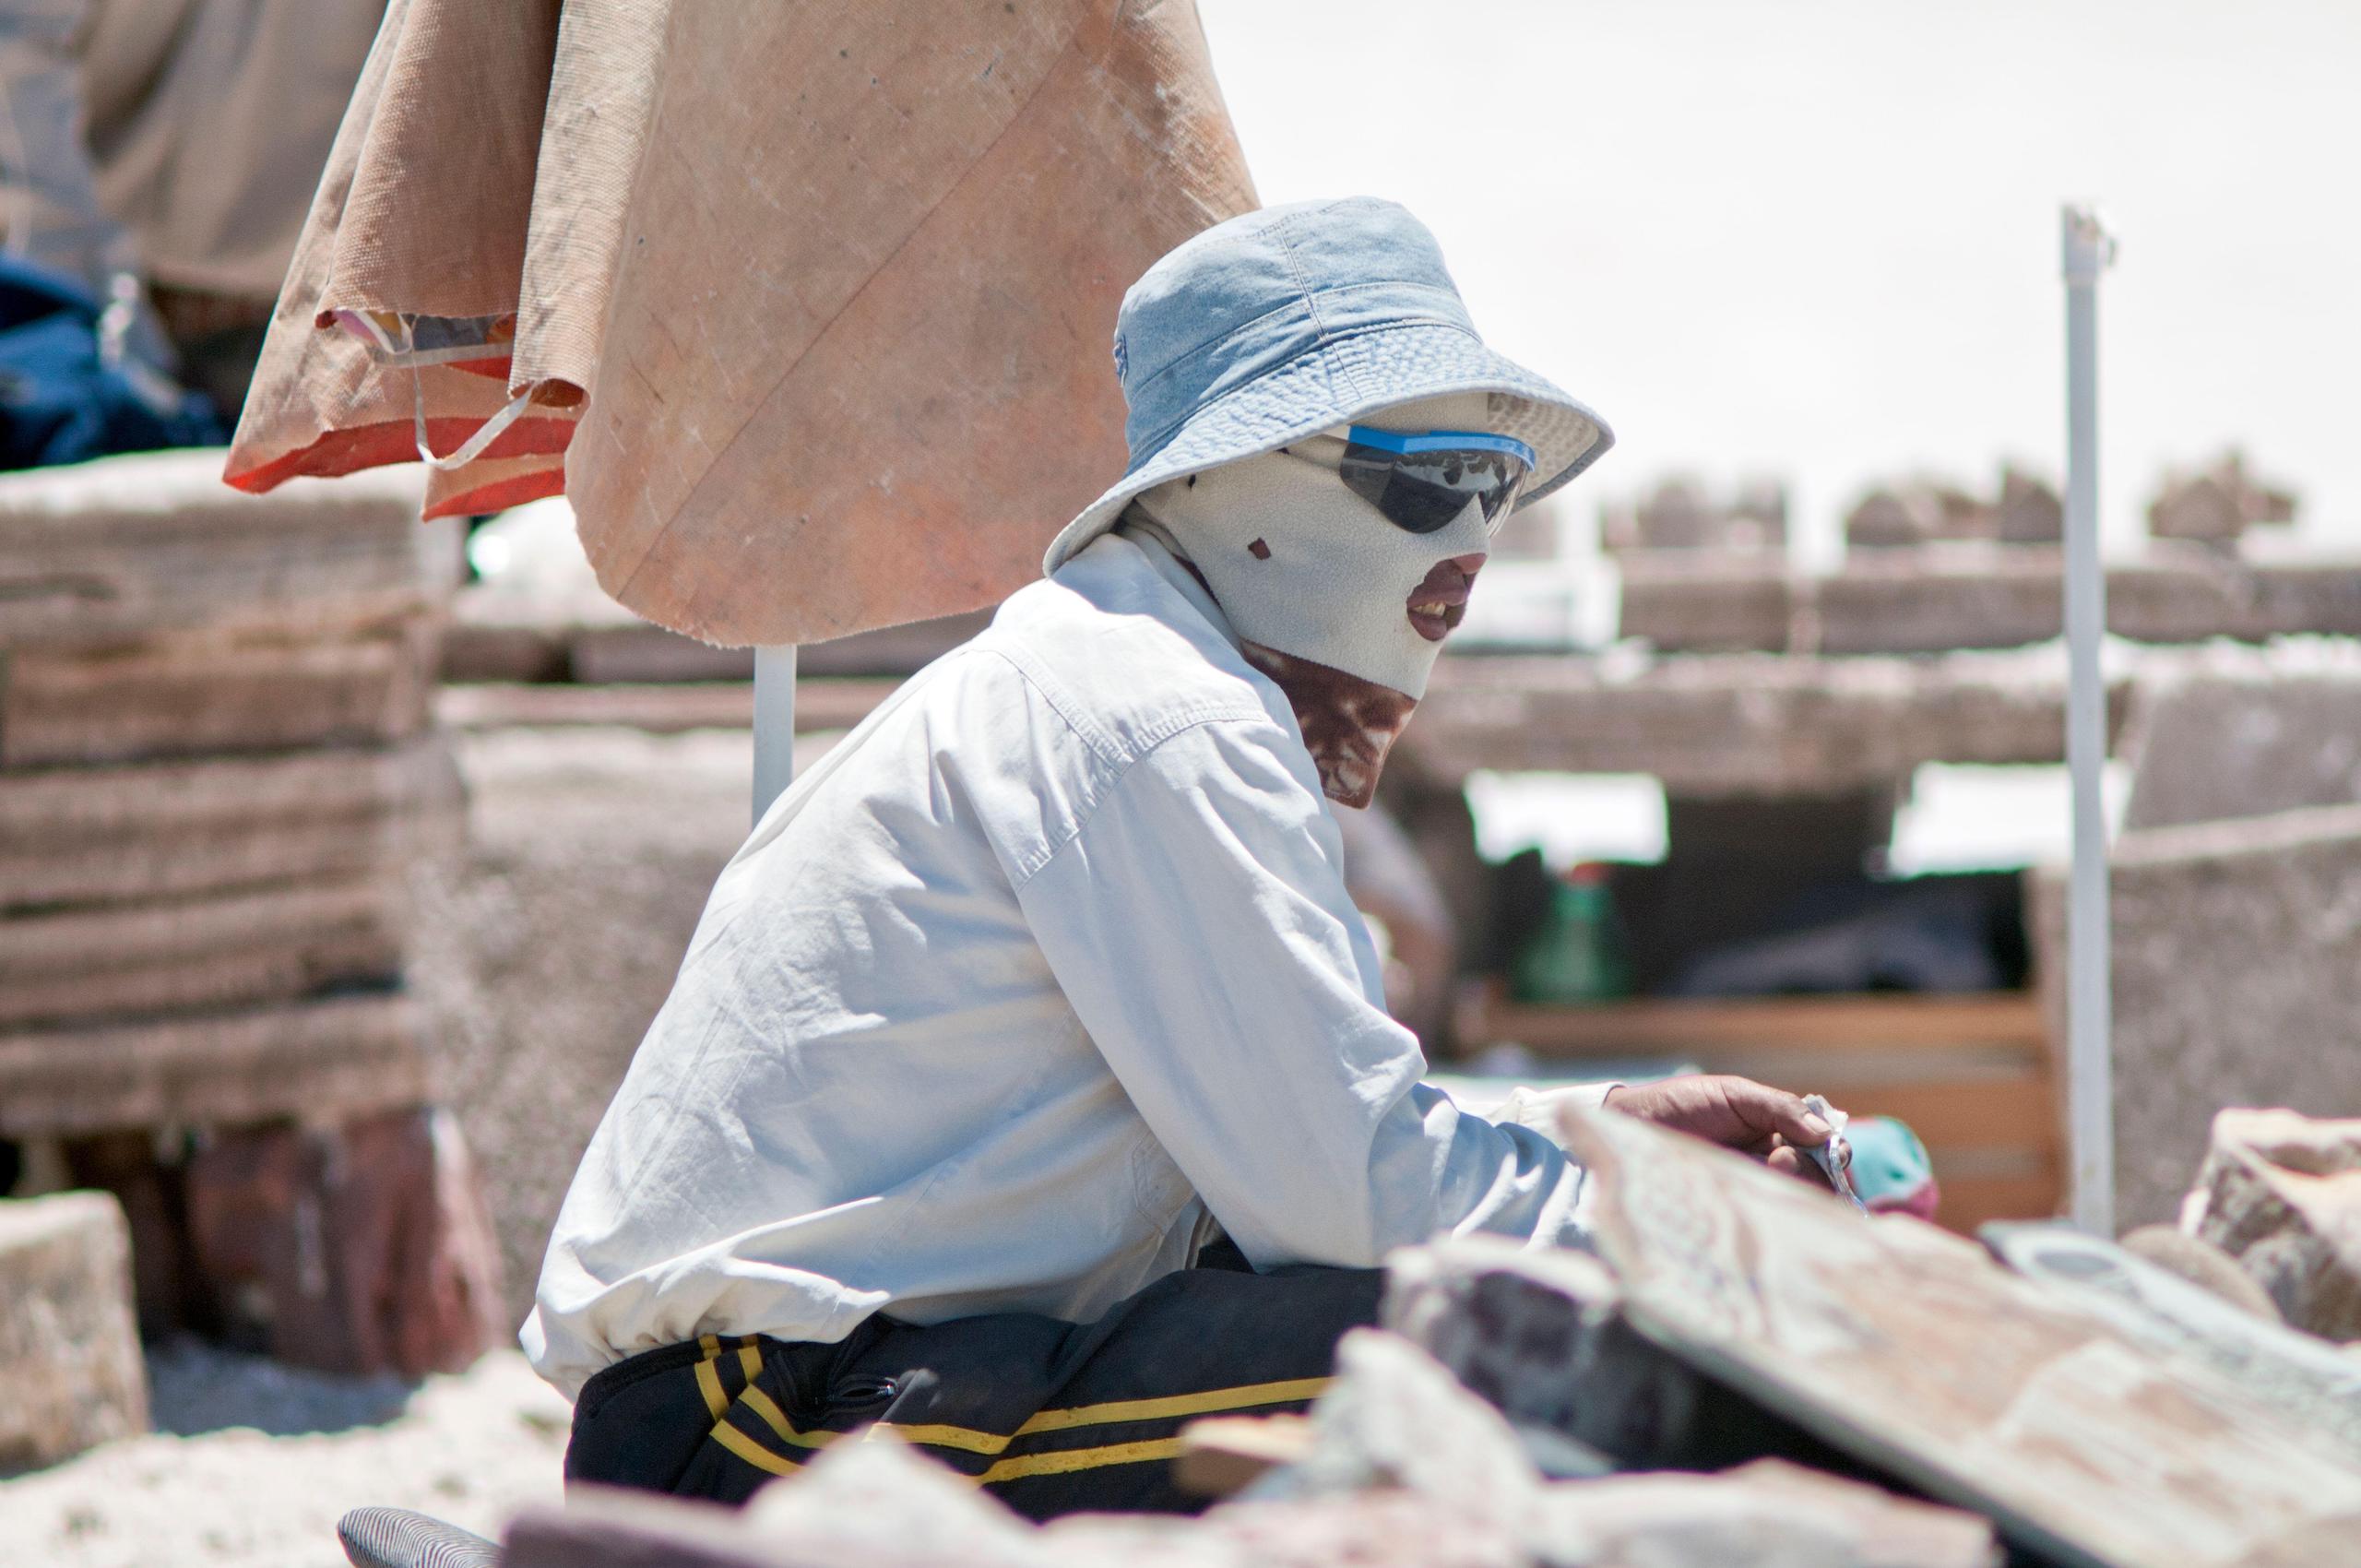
[1510,862,1631,1005]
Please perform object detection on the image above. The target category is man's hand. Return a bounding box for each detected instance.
[1602,1075,1838,1186]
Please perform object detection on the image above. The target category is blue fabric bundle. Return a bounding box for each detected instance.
[0,255,222,469]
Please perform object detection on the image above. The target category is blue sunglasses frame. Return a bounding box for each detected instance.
[1341,425,1538,466]
[1338,424,1537,535]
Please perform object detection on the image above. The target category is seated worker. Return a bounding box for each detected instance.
[526,197,1842,1519]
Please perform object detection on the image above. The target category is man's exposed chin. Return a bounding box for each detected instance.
[1238,642,1416,809]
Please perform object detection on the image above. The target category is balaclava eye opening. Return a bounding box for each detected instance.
[1127,391,1501,809]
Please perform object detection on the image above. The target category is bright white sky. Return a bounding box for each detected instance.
[1194,0,2361,564]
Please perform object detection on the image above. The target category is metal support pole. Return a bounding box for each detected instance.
[753,644,798,826]
[2061,205,2118,1236]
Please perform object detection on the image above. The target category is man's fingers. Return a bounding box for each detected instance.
[1766,1141,1835,1189]
[1722,1079,1836,1149]
[1607,1075,1849,1164]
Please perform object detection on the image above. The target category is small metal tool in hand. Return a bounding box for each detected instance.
[1800,1093,1868,1214]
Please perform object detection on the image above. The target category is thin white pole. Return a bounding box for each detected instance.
[2061,205,2118,1236]
[753,644,798,826]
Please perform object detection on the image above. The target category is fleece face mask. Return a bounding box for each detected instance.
[1130,394,1524,808]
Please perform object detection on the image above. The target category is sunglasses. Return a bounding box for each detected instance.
[1338,425,1537,535]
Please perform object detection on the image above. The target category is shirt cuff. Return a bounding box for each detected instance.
[1490,1079,1623,1147]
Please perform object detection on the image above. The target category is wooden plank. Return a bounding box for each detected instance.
[1561,1103,2361,1568]
[0,735,452,837]
[0,992,431,1136]
[1464,986,2048,1057]
[1814,1075,2058,1155]
[1174,1413,1315,1498]
[1614,557,1795,653]
[432,677,897,734]
[0,454,445,647]
[437,619,570,683]
[1584,1045,2046,1095]
[1934,1171,2065,1231]
[1406,649,2126,794]
[0,879,406,1028]
[568,625,753,683]
[2109,556,2361,646]
[0,878,402,975]
[0,816,439,913]
[0,738,460,912]
[795,612,991,678]
[436,679,754,731]
[1616,549,2361,657]
[0,620,436,767]
[0,932,404,1031]
[564,614,981,685]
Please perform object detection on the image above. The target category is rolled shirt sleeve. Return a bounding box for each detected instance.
[1011,712,1599,1270]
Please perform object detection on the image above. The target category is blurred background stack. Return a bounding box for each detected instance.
[0,451,503,1381]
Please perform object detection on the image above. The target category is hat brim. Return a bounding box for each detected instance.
[1043,320,1613,574]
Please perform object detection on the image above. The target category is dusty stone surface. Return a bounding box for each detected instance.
[2031,802,2361,1230]
[0,1192,148,1471]
[1526,1462,2000,1568]
[0,1347,566,1568]
[743,1439,1038,1562]
[2183,1109,2361,1342]
[2121,665,2361,829]
[408,726,756,1327]
[1379,1237,1817,1476]
[2118,1224,2283,1322]
[1250,1328,1543,1514]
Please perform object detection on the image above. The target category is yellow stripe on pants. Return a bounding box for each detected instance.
[730,1374,1330,1466]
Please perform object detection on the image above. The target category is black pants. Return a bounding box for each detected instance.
[564,1256,1382,1519]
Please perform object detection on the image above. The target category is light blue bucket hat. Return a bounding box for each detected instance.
[1044,196,1613,574]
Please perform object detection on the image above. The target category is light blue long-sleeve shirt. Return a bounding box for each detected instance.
[523,531,1603,1398]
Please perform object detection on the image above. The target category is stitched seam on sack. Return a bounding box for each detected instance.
[609,20,1093,606]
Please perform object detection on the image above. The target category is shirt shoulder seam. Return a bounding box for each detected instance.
[1007,706,1283,888]
[981,641,1276,768]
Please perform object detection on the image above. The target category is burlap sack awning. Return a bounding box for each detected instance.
[226,0,1253,647]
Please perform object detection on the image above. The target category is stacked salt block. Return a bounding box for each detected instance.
[0,450,503,1378]
[0,1191,148,1469]
[2030,648,2361,1228]
[2147,449,2298,547]
[2182,1110,2361,1343]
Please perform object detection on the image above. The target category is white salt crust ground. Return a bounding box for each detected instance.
[0,1345,567,1567]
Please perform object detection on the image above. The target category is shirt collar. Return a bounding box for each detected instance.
[1111,515,1243,654]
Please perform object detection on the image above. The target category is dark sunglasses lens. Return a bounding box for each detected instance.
[1341,441,1525,534]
